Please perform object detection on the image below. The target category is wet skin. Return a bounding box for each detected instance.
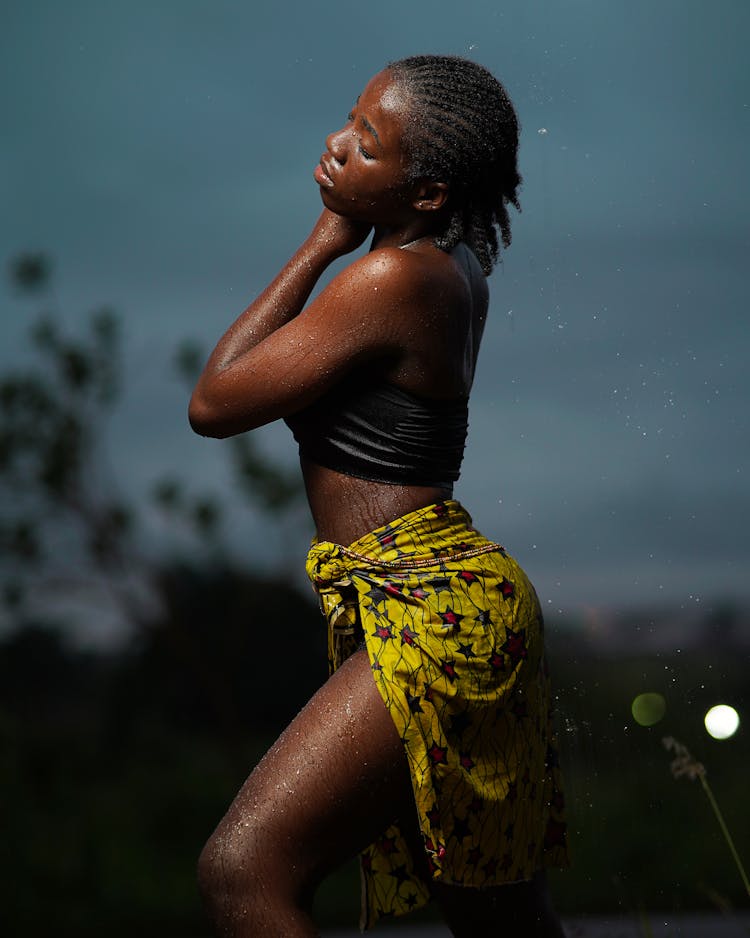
[191,69,565,937]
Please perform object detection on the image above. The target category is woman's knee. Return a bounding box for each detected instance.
[197,822,248,908]
[197,810,301,911]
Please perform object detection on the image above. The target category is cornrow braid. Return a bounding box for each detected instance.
[388,55,521,275]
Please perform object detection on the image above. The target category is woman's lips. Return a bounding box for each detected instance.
[314,155,334,188]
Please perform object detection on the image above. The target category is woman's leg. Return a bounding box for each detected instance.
[198,646,566,937]
[197,649,417,937]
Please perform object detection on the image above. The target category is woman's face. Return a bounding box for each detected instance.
[314,69,416,224]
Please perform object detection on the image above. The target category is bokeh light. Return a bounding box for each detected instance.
[704,704,740,740]
[631,692,666,726]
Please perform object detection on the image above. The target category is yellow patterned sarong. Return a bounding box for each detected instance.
[306,500,568,930]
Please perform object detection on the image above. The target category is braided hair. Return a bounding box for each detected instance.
[388,55,521,275]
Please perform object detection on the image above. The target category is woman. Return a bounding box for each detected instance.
[190,55,568,937]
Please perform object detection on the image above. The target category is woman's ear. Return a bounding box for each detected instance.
[412,180,449,212]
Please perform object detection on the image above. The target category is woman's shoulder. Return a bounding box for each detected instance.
[344,240,476,301]
[320,240,486,350]
[321,245,446,321]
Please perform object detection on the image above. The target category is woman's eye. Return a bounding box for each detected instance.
[347,111,354,122]
[359,145,374,160]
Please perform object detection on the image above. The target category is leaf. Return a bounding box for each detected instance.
[9,253,51,292]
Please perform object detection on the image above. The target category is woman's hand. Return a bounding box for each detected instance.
[308,209,373,260]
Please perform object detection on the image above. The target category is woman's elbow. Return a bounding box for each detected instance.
[188,393,233,439]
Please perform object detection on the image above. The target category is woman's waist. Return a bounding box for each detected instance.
[303,457,453,547]
[306,488,502,580]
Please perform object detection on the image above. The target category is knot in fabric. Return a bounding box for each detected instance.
[306,541,364,671]
[305,541,354,588]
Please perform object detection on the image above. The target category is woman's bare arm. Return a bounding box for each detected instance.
[188,212,426,439]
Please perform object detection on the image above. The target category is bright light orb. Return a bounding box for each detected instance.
[631,692,666,727]
[704,704,740,740]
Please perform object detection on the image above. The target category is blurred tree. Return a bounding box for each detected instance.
[0,253,323,935]
[0,252,304,631]
[0,250,322,750]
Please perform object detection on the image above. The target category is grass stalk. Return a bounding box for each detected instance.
[663,736,750,901]
[697,773,750,899]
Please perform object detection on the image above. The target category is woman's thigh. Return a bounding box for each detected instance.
[201,649,419,890]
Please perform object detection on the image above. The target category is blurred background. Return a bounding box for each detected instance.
[1,1,748,934]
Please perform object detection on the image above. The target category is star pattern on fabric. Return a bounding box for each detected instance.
[498,577,515,600]
[374,623,394,641]
[400,624,418,646]
[406,691,424,713]
[457,641,475,659]
[378,834,399,855]
[376,525,399,546]
[488,651,507,672]
[409,585,429,600]
[458,569,480,585]
[428,577,453,594]
[440,659,458,682]
[367,604,389,622]
[426,804,441,826]
[364,585,388,605]
[389,864,411,884]
[474,609,493,627]
[428,742,449,765]
[459,751,475,771]
[501,626,528,664]
[439,606,463,630]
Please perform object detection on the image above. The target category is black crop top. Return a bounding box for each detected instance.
[284,374,468,490]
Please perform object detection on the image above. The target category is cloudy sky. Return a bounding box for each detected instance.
[2,0,748,642]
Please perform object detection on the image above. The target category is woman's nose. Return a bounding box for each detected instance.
[326,127,348,163]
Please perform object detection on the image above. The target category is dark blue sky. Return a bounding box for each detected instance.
[2,1,748,644]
